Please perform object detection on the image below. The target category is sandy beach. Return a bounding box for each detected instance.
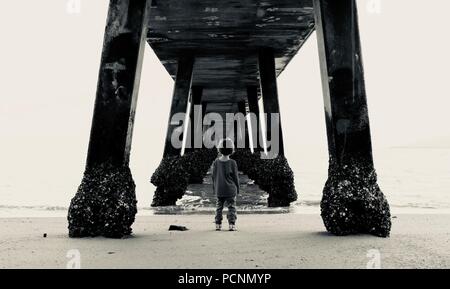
[0,213,449,269]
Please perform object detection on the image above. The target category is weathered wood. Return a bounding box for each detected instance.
[314,0,391,237]
[247,86,261,151]
[258,48,285,157]
[237,101,249,149]
[86,0,149,167]
[201,101,208,122]
[147,0,315,104]
[189,86,204,150]
[163,55,194,157]
[69,0,149,238]
[314,0,372,165]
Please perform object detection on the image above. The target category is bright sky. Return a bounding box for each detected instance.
[1,0,449,206]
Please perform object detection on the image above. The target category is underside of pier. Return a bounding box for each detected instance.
[68,0,391,239]
[147,0,315,111]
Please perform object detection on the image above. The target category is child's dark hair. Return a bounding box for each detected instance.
[218,138,234,156]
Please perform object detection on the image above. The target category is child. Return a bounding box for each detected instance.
[212,138,240,231]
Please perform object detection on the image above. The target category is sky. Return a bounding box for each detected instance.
[1,0,449,207]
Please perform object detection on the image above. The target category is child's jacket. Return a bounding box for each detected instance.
[212,158,240,198]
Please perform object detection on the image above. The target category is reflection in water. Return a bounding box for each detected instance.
[150,171,291,215]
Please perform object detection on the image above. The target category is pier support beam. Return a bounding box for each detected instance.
[68,0,149,238]
[243,48,296,207]
[187,86,214,184]
[314,0,391,237]
[163,55,195,157]
[151,55,196,206]
[258,48,284,157]
[188,86,204,152]
[247,86,261,152]
[237,101,249,149]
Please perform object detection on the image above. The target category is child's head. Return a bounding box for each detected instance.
[218,138,234,156]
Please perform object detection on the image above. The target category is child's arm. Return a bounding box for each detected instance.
[212,160,216,192]
[233,161,240,195]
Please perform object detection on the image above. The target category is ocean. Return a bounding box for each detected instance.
[1,147,450,218]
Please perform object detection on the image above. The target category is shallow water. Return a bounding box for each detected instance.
[1,147,450,217]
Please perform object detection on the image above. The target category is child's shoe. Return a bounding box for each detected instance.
[215,224,222,231]
[229,224,236,231]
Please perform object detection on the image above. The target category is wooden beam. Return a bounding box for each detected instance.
[314,0,391,237]
[69,0,149,238]
[314,0,373,165]
[237,101,248,149]
[258,48,285,157]
[86,0,149,167]
[247,86,261,151]
[163,55,194,157]
[189,86,204,150]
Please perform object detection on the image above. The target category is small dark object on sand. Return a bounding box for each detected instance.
[43,233,47,238]
[169,225,188,231]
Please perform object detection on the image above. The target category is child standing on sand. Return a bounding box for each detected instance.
[212,138,240,231]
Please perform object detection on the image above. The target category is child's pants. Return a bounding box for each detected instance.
[215,197,237,225]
